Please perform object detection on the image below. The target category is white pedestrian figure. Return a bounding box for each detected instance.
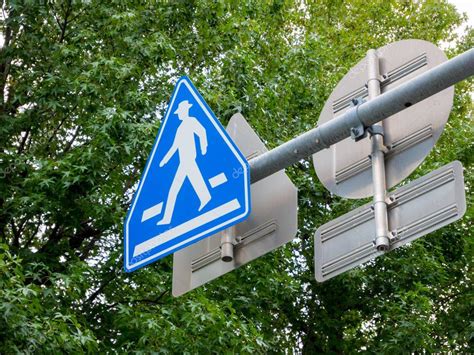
[157,100,211,225]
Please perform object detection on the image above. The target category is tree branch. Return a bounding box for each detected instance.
[45,103,78,154]
[61,126,81,154]
[58,0,72,43]
[23,221,41,249]
[17,129,30,154]
[0,13,13,109]
[102,290,170,311]
[85,271,118,305]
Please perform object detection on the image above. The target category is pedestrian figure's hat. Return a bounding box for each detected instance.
[174,100,192,115]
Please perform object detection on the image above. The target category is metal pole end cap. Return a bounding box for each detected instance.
[374,236,390,252]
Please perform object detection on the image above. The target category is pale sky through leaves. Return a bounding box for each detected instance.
[449,0,473,30]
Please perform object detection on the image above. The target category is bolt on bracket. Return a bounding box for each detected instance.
[349,97,367,142]
[388,230,399,243]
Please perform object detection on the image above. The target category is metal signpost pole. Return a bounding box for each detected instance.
[366,49,390,251]
[249,48,474,184]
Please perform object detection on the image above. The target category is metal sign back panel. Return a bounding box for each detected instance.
[313,39,454,198]
[314,161,466,282]
[173,113,298,297]
[124,77,250,272]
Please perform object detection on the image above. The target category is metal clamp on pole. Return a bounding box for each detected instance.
[349,97,367,141]
[220,226,237,262]
[367,49,390,251]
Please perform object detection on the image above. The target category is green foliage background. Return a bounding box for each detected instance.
[0,0,472,353]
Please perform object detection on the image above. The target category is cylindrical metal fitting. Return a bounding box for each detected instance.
[375,236,390,251]
[220,226,236,262]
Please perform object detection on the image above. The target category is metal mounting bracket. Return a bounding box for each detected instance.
[367,125,390,154]
[349,97,367,141]
[380,73,390,85]
[372,230,399,248]
[367,125,384,136]
[388,230,399,243]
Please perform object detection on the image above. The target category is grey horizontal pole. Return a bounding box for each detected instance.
[249,48,474,183]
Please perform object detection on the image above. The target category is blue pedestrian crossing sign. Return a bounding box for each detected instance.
[124,76,251,272]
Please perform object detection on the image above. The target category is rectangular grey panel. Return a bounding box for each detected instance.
[173,113,298,296]
[315,161,466,282]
